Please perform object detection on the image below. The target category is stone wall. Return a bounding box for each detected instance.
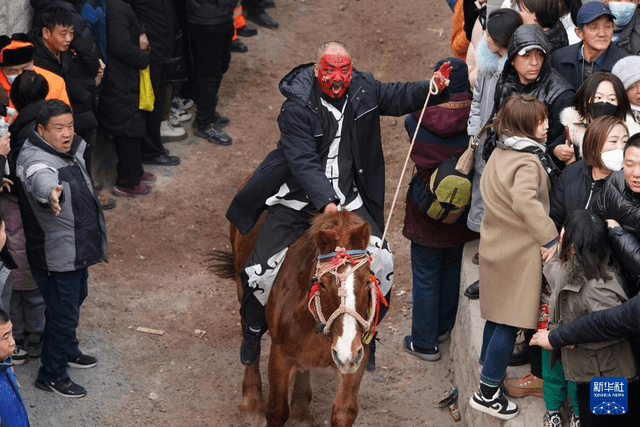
[0,0,32,37]
[453,239,546,426]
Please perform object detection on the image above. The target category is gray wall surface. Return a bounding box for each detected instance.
[0,0,32,37]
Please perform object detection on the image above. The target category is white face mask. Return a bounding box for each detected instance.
[6,74,17,84]
[601,149,624,171]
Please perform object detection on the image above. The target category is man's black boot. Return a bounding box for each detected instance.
[240,327,264,366]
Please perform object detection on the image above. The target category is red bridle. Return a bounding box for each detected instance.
[308,247,388,343]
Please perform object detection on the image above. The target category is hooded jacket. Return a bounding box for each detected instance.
[0,357,30,427]
[16,130,107,272]
[592,171,640,295]
[493,25,574,166]
[545,257,637,382]
[227,64,449,234]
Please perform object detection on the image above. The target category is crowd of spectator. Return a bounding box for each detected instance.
[1,0,640,425]
[0,0,281,420]
[406,0,640,425]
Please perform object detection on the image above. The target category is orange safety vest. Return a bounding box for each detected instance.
[0,65,70,111]
[232,4,246,41]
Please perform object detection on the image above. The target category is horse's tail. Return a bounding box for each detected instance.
[209,249,236,279]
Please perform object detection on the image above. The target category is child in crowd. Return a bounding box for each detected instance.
[544,209,637,426]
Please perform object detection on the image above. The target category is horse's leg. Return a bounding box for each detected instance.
[289,370,313,425]
[265,345,293,427]
[330,369,365,427]
[239,360,266,427]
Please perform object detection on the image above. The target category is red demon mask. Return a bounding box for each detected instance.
[316,53,353,99]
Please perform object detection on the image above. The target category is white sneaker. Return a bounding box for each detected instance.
[172,96,194,110]
[170,106,192,122]
[469,387,519,420]
[160,120,187,142]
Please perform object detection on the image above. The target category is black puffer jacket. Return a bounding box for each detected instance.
[184,0,235,26]
[98,0,149,138]
[549,160,609,232]
[592,171,640,294]
[227,64,449,234]
[492,25,574,166]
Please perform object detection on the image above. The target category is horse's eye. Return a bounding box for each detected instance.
[319,281,326,289]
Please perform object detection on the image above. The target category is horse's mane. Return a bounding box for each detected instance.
[309,211,366,236]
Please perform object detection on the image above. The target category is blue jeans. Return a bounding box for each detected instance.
[32,268,88,382]
[478,321,518,385]
[410,242,463,348]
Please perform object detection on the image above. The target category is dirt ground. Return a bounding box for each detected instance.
[14,0,466,425]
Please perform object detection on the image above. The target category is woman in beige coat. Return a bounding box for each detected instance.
[469,94,559,420]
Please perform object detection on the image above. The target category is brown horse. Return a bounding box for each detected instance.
[221,210,385,427]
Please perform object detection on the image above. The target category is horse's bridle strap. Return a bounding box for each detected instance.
[308,246,380,337]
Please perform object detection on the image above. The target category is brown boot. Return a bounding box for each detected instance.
[504,371,543,398]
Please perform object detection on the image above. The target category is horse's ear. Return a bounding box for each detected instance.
[350,221,371,250]
[315,229,338,253]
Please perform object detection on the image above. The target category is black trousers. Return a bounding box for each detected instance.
[141,62,168,161]
[242,0,266,14]
[524,329,543,378]
[113,136,144,188]
[187,21,233,127]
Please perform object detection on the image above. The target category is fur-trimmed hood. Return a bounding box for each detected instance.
[475,35,507,79]
[560,106,640,157]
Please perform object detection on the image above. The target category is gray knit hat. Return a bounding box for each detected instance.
[612,56,640,90]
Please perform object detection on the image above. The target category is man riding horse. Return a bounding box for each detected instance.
[226,41,452,367]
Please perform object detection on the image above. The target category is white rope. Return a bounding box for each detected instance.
[372,79,440,270]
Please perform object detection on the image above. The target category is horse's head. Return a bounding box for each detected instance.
[309,211,378,374]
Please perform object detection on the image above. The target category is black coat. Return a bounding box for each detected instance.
[98,0,149,138]
[549,160,609,232]
[551,42,628,90]
[184,0,236,26]
[549,294,640,348]
[227,64,449,234]
[592,171,640,294]
[125,0,175,64]
[29,1,101,135]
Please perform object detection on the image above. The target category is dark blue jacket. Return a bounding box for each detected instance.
[551,42,628,90]
[226,64,449,234]
[0,358,30,427]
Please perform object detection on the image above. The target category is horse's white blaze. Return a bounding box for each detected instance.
[335,265,357,363]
